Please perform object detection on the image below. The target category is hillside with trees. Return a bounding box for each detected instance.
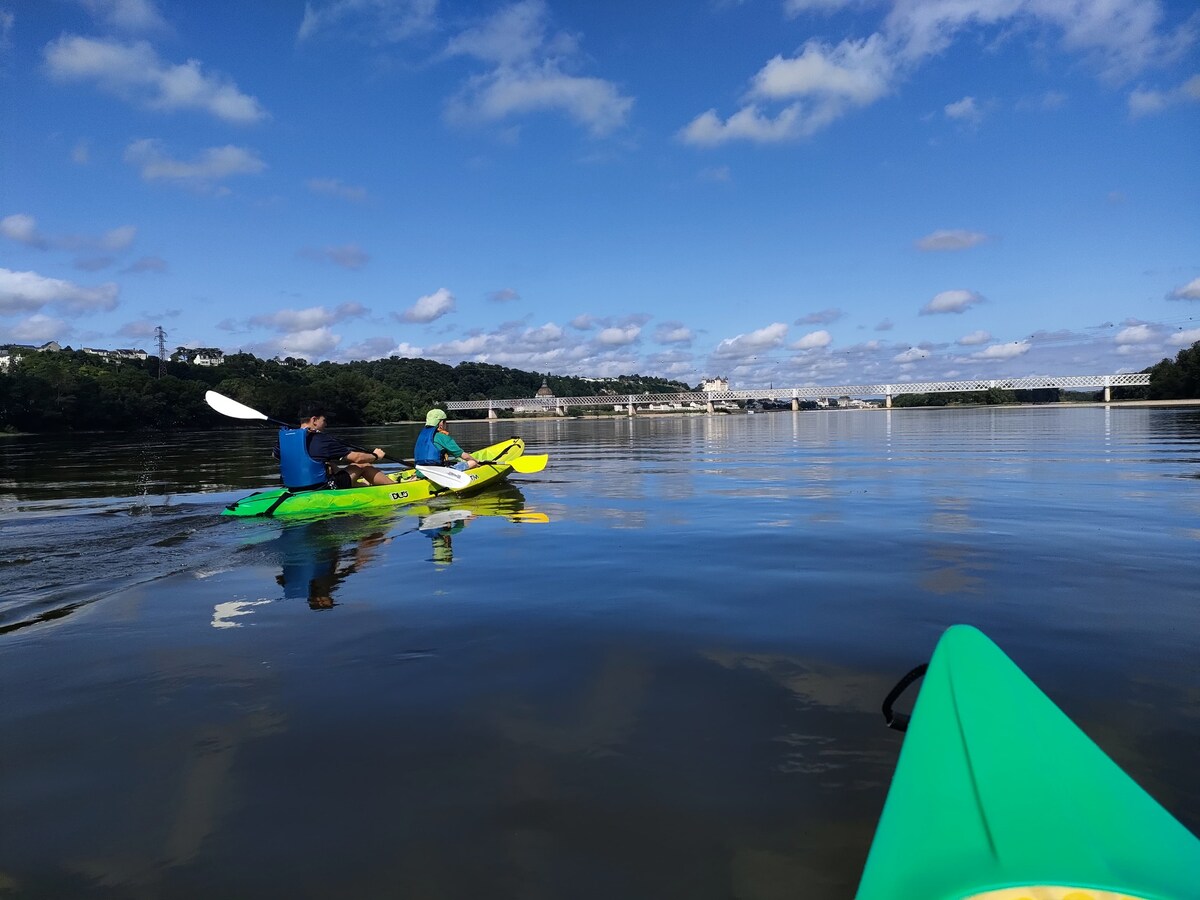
[0,348,690,432]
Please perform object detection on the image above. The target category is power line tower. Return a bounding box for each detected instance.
[154,325,168,378]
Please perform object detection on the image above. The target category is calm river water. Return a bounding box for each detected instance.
[1,406,1198,898]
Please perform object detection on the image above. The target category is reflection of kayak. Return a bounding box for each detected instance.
[405,484,550,528]
[857,625,1200,900]
[222,438,529,518]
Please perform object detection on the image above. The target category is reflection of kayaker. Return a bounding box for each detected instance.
[271,519,390,610]
[857,625,1200,900]
[418,509,474,567]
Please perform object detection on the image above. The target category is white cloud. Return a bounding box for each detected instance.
[595,325,640,346]
[1167,327,1200,347]
[44,36,267,123]
[124,139,266,188]
[78,0,170,33]
[945,95,981,123]
[297,0,437,43]
[875,318,894,331]
[305,177,368,202]
[488,288,521,303]
[300,244,369,269]
[957,330,992,346]
[0,214,48,249]
[921,289,984,315]
[1167,276,1200,300]
[683,0,1191,144]
[893,346,929,362]
[444,1,633,137]
[796,307,844,325]
[971,341,1031,360]
[915,229,989,251]
[275,327,341,358]
[792,329,832,350]
[1129,74,1200,117]
[654,322,694,344]
[1114,324,1157,344]
[712,322,788,358]
[10,313,71,342]
[399,287,456,323]
[123,256,167,273]
[249,303,367,332]
[0,267,119,314]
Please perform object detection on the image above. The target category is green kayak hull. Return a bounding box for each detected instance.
[856,625,1200,900]
[222,438,527,518]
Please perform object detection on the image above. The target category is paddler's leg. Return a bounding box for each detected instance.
[342,464,394,487]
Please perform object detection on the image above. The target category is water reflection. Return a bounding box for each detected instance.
[220,486,549,622]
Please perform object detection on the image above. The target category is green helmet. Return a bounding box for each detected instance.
[425,409,448,427]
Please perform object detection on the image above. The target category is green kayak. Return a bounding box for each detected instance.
[222,437,528,518]
[857,625,1200,900]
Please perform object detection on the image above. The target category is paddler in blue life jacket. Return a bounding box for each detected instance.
[275,405,394,491]
[414,409,479,472]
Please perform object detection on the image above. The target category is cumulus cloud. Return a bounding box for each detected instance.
[712,322,788,358]
[792,329,832,350]
[956,330,991,346]
[9,313,70,342]
[444,0,633,137]
[299,243,369,269]
[399,287,456,323]
[0,214,49,249]
[1129,74,1200,117]
[44,36,267,123]
[1167,327,1200,347]
[944,95,982,123]
[921,289,984,315]
[305,177,368,202]
[297,0,437,43]
[1114,323,1157,344]
[78,0,171,33]
[893,346,929,363]
[916,229,989,252]
[249,302,367,332]
[1167,276,1200,300]
[681,35,892,144]
[596,325,640,346]
[0,267,119,314]
[971,341,1030,360]
[796,307,844,325]
[654,322,694,345]
[681,0,1191,144]
[124,139,266,188]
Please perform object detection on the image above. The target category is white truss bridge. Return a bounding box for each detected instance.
[445,373,1150,415]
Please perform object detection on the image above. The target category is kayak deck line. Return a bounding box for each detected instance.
[856,625,1200,900]
[221,437,541,518]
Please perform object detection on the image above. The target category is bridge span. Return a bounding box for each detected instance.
[445,373,1151,416]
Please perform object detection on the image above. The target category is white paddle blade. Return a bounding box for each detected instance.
[416,465,472,490]
[205,390,268,421]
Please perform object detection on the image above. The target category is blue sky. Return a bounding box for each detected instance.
[1,0,1197,389]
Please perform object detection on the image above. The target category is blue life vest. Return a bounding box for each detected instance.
[414,425,444,465]
[278,428,327,489]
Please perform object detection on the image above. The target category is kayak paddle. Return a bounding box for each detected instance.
[204,390,470,490]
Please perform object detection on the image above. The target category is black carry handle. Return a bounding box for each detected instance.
[881,663,928,732]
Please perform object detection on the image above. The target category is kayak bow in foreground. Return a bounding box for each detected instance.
[857,625,1200,900]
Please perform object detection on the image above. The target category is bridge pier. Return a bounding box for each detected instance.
[627,402,635,417]
[791,398,799,411]
[886,394,892,408]
[488,407,498,420]
[1104,386,1111,403]
[707,400,715,414]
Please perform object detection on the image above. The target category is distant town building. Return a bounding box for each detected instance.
[702,377,729,392]
[82,347,148,363]
[0,341,62,371]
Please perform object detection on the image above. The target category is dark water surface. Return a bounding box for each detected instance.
[2,407,1198,898]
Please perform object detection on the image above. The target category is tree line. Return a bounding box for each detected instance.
[0,350,690,432]
[1,341,1196,432]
